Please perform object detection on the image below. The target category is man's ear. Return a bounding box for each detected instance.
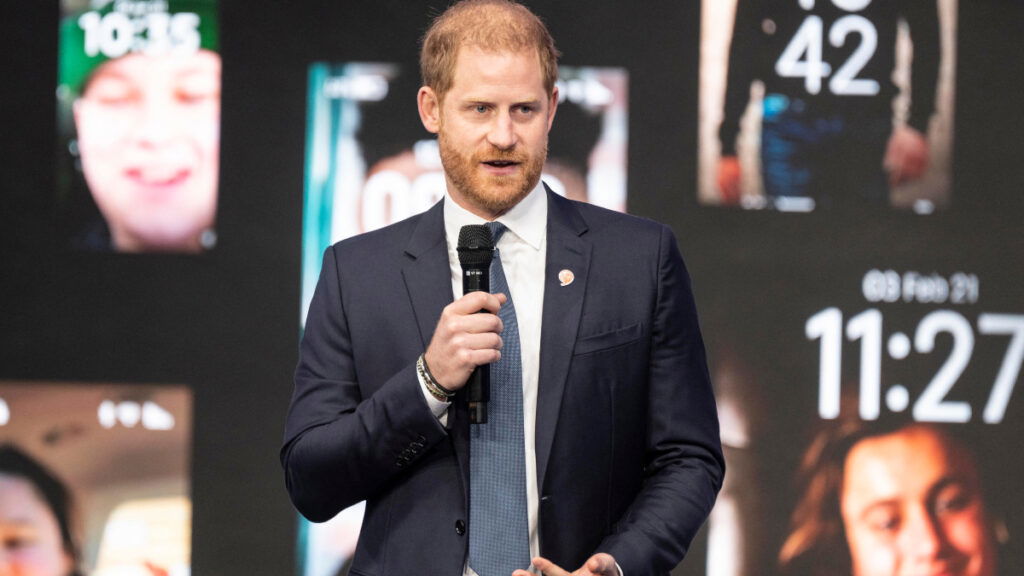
[418,86,441,134]
[546,85,559,131]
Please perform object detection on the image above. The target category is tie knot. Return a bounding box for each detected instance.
[486,221,507,244]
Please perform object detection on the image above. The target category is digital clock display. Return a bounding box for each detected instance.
[77,9,202,59]
[807,305,1024,424]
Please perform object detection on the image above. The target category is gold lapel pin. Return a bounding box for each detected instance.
[558,269,574,287]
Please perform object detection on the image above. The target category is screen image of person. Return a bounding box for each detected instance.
[0,444,81,576]
[715,0,940,210]
[281,1,725,575]
[779,422,1002,576]
[58,0,220,253]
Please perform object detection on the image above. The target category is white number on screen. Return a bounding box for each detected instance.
[846,309,883,420]
[979,314,1024,423]
[775,16,831,95]
[912,311,973,423]
[806,309,1024,423]
[79,11,202,59]
[828,16,880,95]
[775,0,880,96]
[806,307,842,419]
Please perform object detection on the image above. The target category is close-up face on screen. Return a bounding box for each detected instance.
[57,0,221,253]
[0,382,193,576]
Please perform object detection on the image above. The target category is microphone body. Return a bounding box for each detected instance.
[457,225,495,424]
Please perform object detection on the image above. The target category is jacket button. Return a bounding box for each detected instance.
[455,520,466,535]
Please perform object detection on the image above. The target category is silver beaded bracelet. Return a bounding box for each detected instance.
[418,354,455,402]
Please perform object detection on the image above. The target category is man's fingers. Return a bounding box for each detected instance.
[455,341,502,366]
[425,292,507,389]
[585,553,618,575]
[440,311,503,338]
[450,290,507,315]
[531,556,571,576]
[451,330,503,351]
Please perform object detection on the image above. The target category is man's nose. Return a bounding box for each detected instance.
[486,112,517,150]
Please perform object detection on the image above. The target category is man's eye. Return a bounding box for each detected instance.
[474,105,488,114]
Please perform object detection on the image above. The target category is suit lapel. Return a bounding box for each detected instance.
[535,189,591,492]
[401,200,453,349]
[400,199,472,500]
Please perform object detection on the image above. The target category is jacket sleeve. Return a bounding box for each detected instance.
[280,245,448,522]
[599,226,726,574]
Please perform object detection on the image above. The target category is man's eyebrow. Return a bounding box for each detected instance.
[459,96,542,105]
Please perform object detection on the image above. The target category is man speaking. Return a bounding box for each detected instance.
[281,1,724,574]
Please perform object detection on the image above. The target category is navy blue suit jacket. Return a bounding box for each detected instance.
[282,189,724,575]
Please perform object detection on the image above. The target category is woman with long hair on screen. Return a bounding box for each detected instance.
[779,420,1004,576]
[0,444,82,576]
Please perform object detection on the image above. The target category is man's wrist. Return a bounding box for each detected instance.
[418,354,455,402]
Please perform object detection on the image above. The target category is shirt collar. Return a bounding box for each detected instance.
[443,180,547,251]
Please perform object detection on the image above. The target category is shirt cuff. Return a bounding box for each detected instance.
[417,367,451,421]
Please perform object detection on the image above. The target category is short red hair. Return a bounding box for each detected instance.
[420,0,559,101]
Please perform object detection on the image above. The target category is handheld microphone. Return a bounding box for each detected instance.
[457,224,494,424]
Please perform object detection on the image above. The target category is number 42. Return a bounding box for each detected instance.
[775,12,881,96]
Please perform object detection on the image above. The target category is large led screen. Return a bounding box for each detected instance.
[698,261,1024,576]
[0,382,193,576]
[57,0,221,253]
[698,0,957,212]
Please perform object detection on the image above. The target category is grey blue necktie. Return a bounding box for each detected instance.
[468,221,530,576]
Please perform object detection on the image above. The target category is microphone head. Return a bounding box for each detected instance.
[457,224,494,269]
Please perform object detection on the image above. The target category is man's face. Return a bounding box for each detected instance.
[0,474,72,576]
[419,46,557,219]
[841,426,996,576]
[74,50,221,252]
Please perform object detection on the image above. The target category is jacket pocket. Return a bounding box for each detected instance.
[573,321,644,356]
